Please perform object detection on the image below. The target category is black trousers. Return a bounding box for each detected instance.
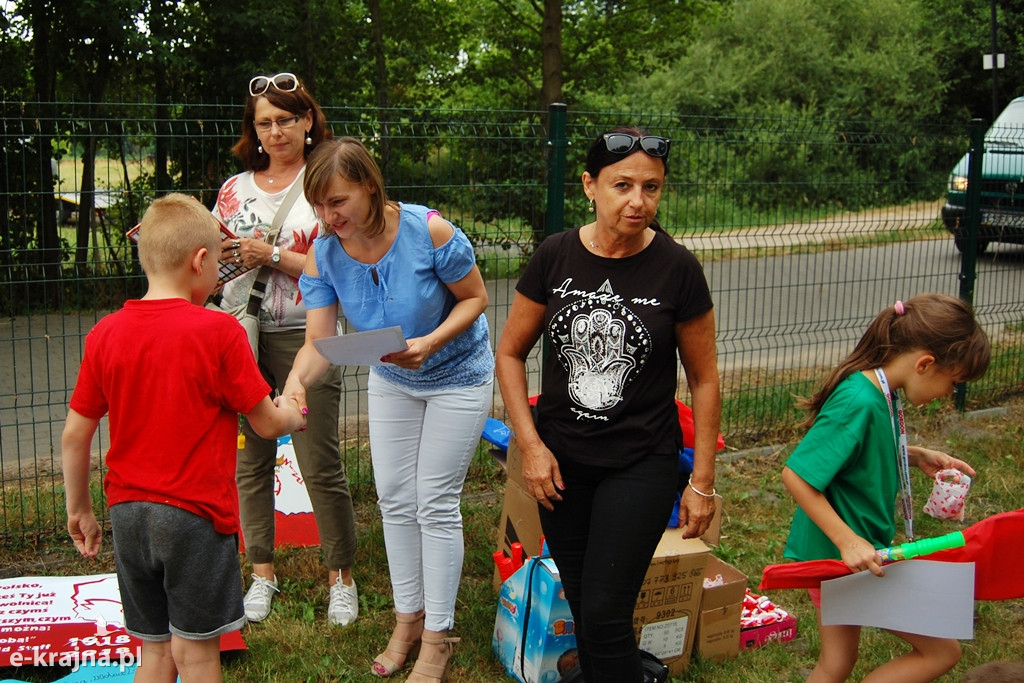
[539,451,678,683]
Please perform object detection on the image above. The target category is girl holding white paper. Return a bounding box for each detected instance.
[782,294,990,682]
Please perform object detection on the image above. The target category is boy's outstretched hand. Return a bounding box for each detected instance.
[247,394,307,439]
[62,410,102,559]
[274,394,308,434]
[68,512,102,558]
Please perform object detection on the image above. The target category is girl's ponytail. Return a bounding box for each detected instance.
[797,294,989,428]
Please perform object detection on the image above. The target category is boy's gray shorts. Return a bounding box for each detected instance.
[110,501,245,641]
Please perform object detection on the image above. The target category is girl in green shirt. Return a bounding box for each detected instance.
[783,294,990,683]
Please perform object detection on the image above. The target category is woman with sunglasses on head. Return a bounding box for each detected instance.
[281,137,493,682]
[212,72,360,628]
[496,127,721,683]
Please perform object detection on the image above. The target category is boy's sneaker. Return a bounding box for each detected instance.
[328,578,358,626]
[243,574,279,622]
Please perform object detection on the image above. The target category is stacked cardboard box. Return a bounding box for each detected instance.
[694,555,748,661]
[632,531,710,675]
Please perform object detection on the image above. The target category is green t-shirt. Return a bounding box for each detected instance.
[784,371,900,561]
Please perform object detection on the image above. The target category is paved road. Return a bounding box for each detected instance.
[683,200,945,251]
[486,229,1023,376]
[706,237,1023,371]
[4,205,1022,472]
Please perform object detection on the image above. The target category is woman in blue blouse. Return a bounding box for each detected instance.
[282,137,493,683]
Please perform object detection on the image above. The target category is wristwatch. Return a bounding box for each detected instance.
[270,246,281,265]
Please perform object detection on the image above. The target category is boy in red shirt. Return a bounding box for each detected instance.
[62,194,306,682]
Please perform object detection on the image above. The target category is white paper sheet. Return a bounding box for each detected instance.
[820,560,975,639]
[312,326,408,366]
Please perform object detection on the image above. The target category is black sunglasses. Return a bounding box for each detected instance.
[603,133,671,158]
[249,72,299,97]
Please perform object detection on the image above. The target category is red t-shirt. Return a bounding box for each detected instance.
[70,299,270,534]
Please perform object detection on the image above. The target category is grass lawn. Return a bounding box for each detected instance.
[56,157,147,190]
[1,399,1022,682]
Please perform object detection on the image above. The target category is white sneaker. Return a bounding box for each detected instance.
[243,574,279,622]
[328,578,358,626]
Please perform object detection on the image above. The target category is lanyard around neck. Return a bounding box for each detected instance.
[875,368,914,541]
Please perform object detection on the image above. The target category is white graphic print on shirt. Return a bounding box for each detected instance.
[549,278,652,411]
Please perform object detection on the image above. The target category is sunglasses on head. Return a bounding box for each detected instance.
[249,72,299,97]
[603,133,671,158]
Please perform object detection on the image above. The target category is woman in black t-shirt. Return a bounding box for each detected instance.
[496,127,721,683]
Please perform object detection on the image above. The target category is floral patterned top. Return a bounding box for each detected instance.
[212,170,320,330]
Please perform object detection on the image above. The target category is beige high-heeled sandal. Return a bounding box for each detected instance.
[407,630,459,683]
[371,610,424,677]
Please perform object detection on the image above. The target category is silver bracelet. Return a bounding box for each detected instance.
[687,475,716,498]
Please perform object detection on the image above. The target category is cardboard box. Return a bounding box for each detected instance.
[504,433,526,486]
[632,530,710,675]
[695,556,748,661]
[493,557,578,683]
[740,613,797,649]
[494,438,545,589]
[494,479,543,589]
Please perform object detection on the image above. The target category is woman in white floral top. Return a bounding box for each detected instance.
[212,72,359,629]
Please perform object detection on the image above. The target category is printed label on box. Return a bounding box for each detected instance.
[703,625,734,645]
[638,615,689,661]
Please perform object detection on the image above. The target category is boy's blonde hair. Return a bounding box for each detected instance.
[138,194,220,275]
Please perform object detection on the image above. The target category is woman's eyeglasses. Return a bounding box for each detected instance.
[254,114,303,133]
[249,72,299,97]
[603,133,671,158]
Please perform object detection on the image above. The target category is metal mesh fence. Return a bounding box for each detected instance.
[1,101,1021,545]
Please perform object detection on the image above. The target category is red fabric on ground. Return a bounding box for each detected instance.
[760,508,1024,600]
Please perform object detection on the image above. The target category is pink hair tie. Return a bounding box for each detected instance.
[894,300,906,315]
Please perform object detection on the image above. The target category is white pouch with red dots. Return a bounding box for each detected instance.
[923,469,972,521]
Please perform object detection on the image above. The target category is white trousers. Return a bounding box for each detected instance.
[367,372,493,632]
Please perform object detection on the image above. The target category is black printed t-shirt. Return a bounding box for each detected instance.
[516,227,714,468]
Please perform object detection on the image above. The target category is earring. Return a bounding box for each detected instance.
[258,144,264,154]
[305,133,313,145]
[587,199,595,214]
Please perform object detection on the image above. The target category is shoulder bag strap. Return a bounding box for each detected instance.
[245,168,307,315]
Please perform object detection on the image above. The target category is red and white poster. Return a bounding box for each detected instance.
[0,574,244,681]
[239,434,321,552]
[0,437,318,682]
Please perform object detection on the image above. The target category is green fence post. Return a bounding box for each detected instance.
[545,102,569,239]
[955,118,987,411]
[542,103,569,368]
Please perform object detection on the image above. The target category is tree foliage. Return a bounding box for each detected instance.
[0,0,1016,311]
[450,0,726,110]
[2,0,1017,138]
[647,0,944,123]
[931,0,1024,124]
